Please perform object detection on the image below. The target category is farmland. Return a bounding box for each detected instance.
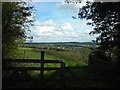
[18,42,96,66]
[5,42,94,78]
[9,42,95,79]
[3,42,119,88]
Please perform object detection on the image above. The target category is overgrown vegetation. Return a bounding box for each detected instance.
[2,2,35,59]
[78,1,120,65]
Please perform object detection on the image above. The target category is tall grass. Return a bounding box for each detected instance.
[45,48,91,65]
[17,47,89,66]
[31,47,92,66]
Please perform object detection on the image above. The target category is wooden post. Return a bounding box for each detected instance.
[40,51,44,87]
[61,62,65,88]
[41,51,44,78]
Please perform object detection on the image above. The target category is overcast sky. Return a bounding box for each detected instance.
[26,0,98,42]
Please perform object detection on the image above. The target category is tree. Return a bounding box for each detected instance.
[2,2,35,59]
[78,2,120,65]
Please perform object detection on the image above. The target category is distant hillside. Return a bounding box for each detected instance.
[20,42,96,46]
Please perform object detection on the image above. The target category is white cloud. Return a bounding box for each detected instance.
[38,33,52,36]
[74,29,99,42]
[37,26,55,32]
[54,31,63,36]
[34,19,56,26]
[56,1,88,14]
[27,1,98,42]
[31,0,61,2]
[57,3,79,14]
[30,19,97,42]
[32,20,78,37]
[61,23,73,31]
[33,26,55,36]
[77,29,93,37]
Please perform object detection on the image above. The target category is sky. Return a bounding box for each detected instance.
[26,0,98,43]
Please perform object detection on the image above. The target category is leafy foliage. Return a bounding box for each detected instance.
[2,2,35,58]
[78,2,120,64]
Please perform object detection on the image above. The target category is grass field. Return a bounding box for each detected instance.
[18,47,88,66]
[3,47,118,88]
[9,47,87,78]
[12,47,87,77]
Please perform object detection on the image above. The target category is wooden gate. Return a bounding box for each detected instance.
[3,51,119,88]
[3,51,65,88]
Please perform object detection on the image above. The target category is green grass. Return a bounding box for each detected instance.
[3,47,118,88]
[18,47,87,66]
[19,47,33,50]
[10,47,87,79]
[13,47,87,79]
[18,47,87,69]
[15,47,86,76]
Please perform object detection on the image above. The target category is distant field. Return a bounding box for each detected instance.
[18,47,87,66]
[19,42,95,66]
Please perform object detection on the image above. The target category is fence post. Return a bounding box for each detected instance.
[61,62,65,88]
[40,51,45,87]
[41,51,44,78]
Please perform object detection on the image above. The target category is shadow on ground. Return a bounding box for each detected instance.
[2,67,120,88]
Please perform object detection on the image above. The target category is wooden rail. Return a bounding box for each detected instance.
[3,67,61,70]
[65,65,117,70]
[3,51,66,88]
[3,51,118,88]
[3,59,62,63]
